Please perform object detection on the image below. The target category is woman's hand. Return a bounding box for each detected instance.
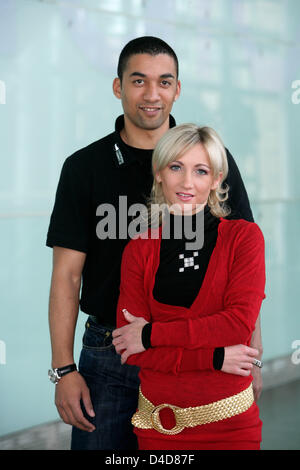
[112,310,148,364]
[222,344,259,376]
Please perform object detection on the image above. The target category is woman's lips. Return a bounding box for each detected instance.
[176,192,194,201]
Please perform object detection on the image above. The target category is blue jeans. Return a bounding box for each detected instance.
[71,317,140,450]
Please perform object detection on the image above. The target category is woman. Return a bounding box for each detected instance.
[114,124,266,450]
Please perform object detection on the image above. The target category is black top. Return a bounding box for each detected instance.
[153,206,220,308]
[46,115,254,327]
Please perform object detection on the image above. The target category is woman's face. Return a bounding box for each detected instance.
[155,142,222,215]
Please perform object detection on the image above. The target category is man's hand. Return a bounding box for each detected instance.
[55,371,95,432]
[112,309,148,364]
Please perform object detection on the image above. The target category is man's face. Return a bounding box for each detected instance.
[113,53,181,131]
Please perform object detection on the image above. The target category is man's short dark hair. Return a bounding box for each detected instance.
[117,36,179,82]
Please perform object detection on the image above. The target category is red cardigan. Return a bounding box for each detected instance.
[117,218,266,444]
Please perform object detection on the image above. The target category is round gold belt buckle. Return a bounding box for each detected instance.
[150,403,184,435]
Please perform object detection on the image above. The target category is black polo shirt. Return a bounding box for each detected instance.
[46,114,253,327]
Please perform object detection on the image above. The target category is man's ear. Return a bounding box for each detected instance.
[175,79,181,102]
[113,77,122,99]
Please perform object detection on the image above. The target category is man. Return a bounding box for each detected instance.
[47,36,262,450]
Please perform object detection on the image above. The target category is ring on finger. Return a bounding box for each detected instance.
[253,358,263,368]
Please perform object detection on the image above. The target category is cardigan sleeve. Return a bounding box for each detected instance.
[116,239,215,373]
[150,223,266,349]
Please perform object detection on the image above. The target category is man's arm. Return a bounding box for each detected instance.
[49,247,95,433]
[225,149,254,222]
[226,149,263,399]
[250,316,263,401]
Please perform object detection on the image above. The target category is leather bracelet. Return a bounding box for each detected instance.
[48,363,77,384]
[56,363,77,376]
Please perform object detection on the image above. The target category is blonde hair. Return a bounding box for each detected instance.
[148,123,230,225]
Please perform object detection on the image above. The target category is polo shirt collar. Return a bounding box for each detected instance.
[112,114,176,168]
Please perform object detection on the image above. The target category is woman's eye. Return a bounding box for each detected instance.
[169,164,181,171]
[196,169,207,175]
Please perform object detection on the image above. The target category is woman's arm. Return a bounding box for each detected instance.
[150,223,266,349]
[250,315,263,400]
[115,239,259,376]
[115,309,258,376]
[115,240,215,374]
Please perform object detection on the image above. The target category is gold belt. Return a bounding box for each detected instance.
[132,384,254,435]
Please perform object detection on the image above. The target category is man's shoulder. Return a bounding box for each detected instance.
[221,218,263,243]
[66,131,115,166]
